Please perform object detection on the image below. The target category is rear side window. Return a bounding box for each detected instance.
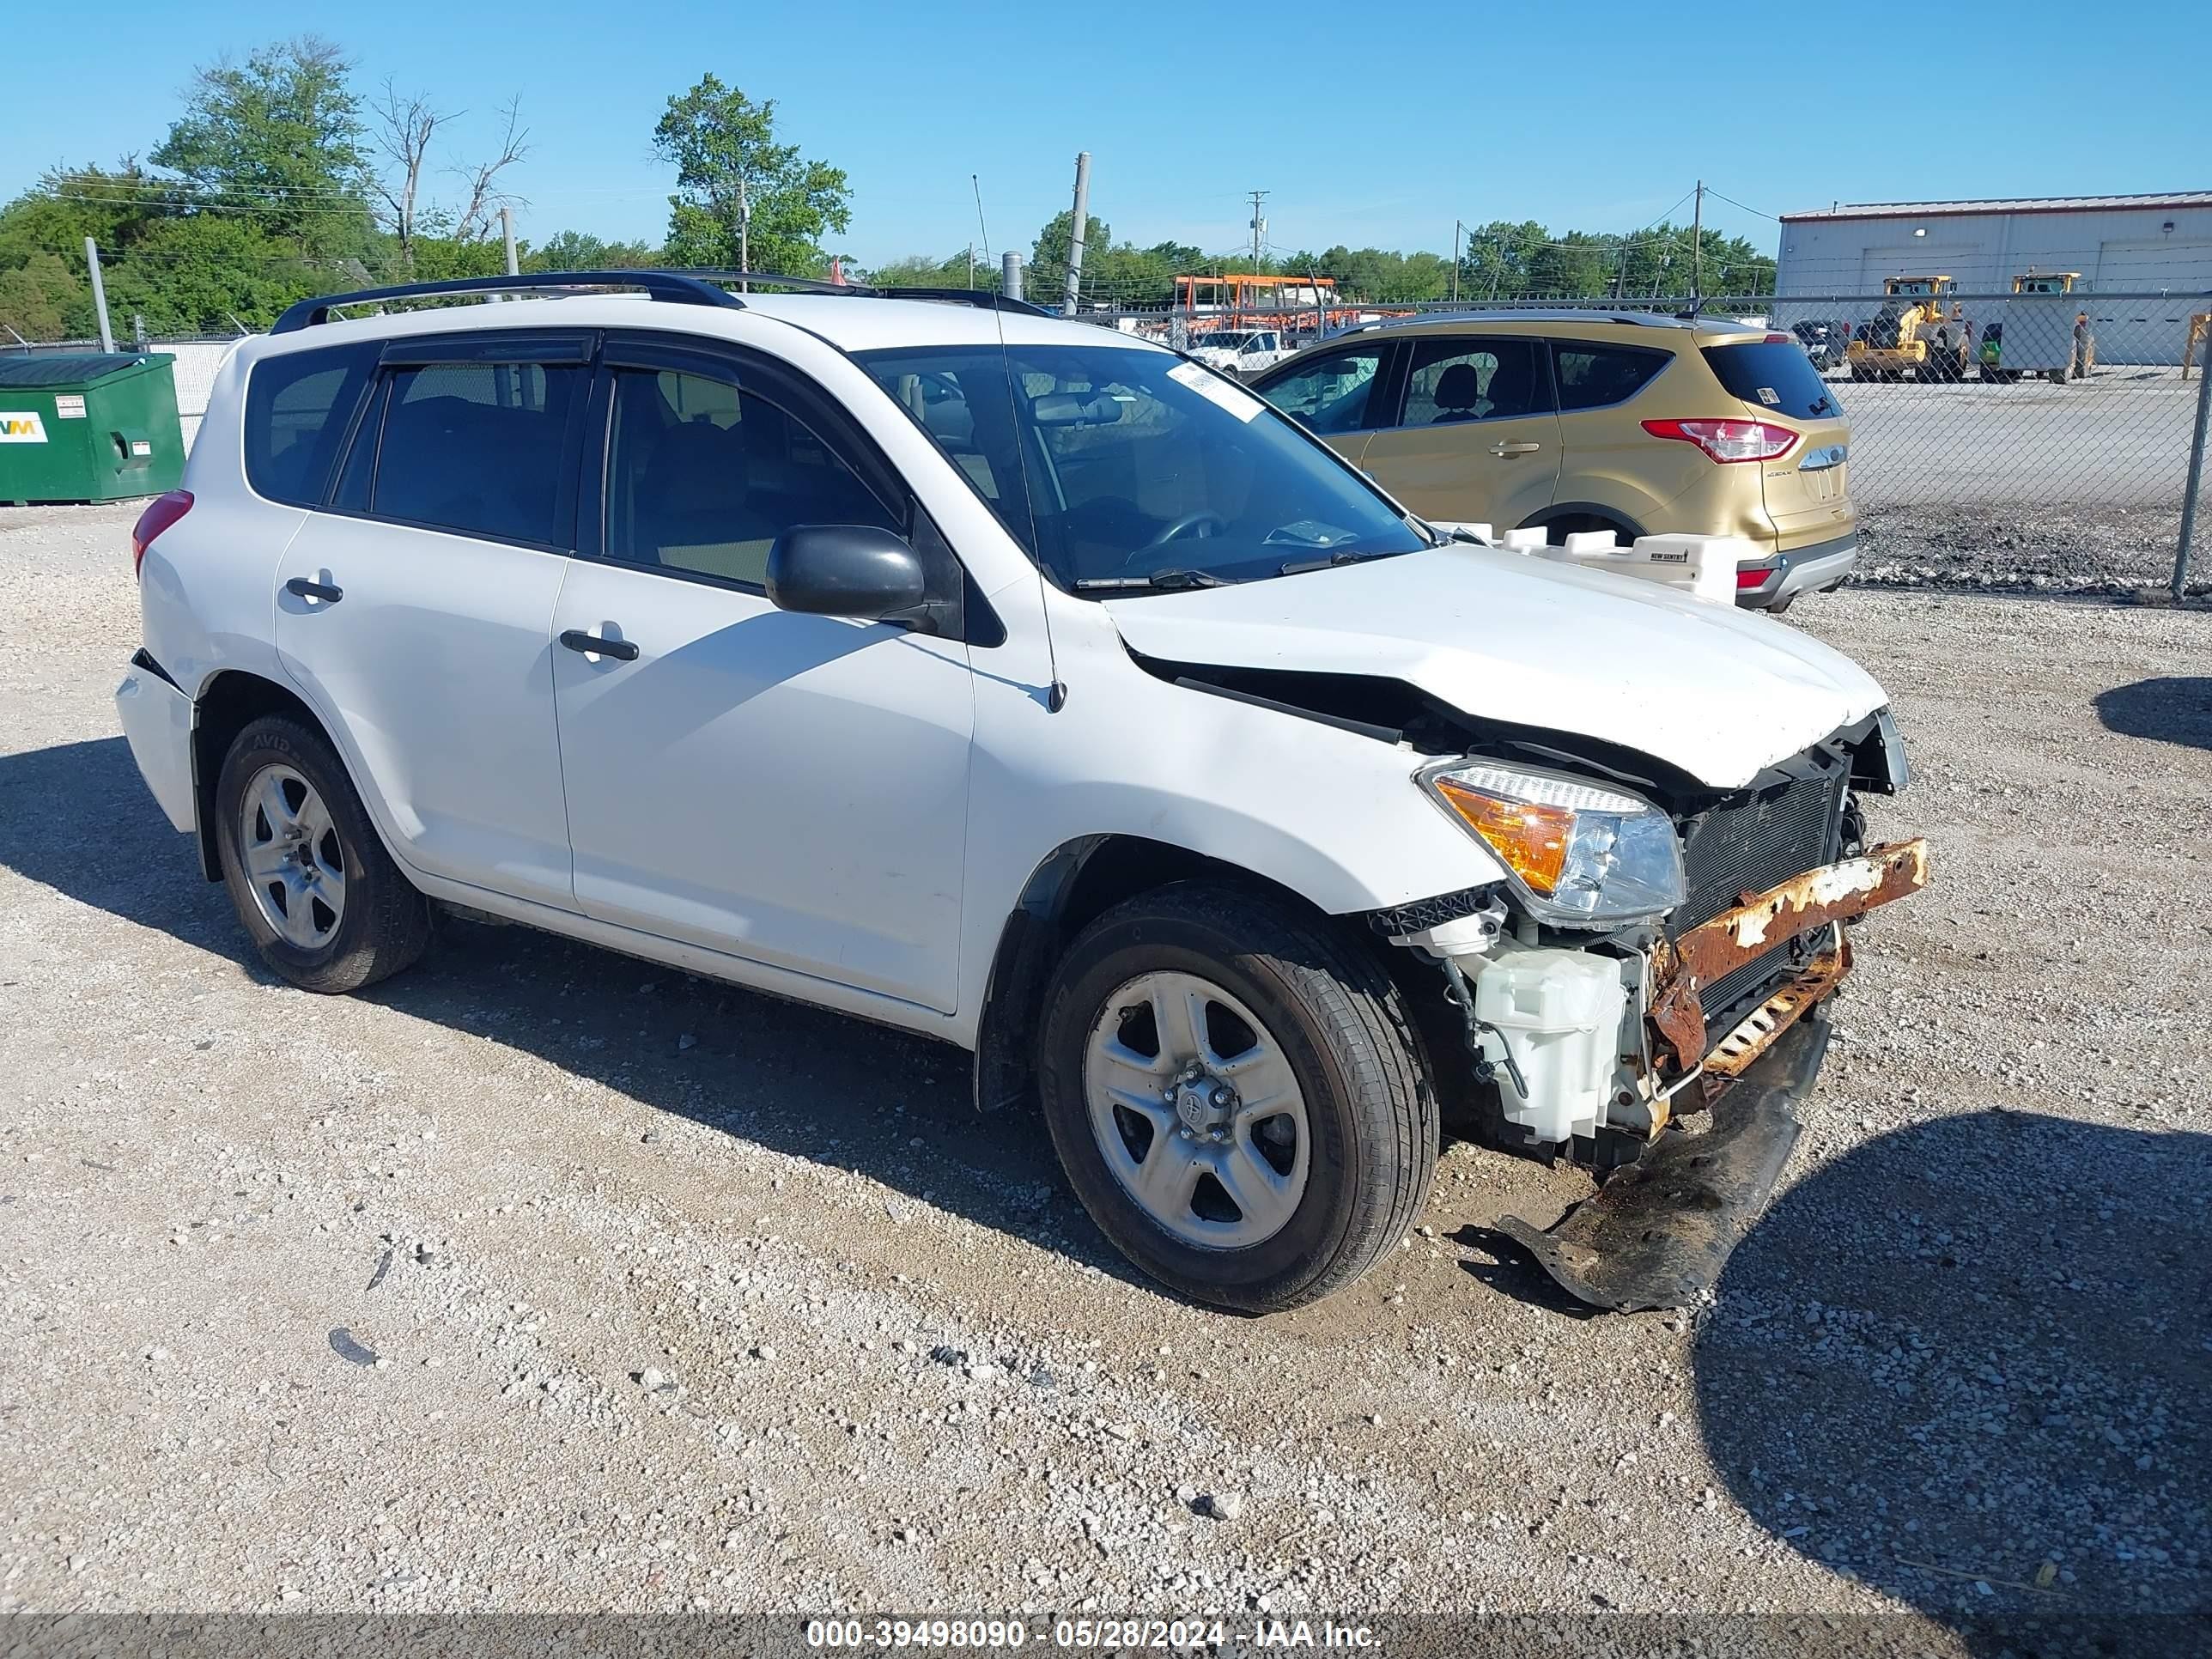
[243,342,380,507]
[1699,341,1840,421]
[368,360,584,545]
[1401,337,1547,425]
[1552,343,1669,411]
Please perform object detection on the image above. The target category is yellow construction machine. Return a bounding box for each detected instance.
[1847,276,1969,382]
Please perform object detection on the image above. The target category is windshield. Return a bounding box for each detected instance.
[855,342,1426,592]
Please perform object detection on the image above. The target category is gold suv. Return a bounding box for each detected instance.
[1251,312,1856,611]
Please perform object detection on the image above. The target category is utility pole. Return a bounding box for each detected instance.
[736,173,751,291]
[1063,151,1091,317]
[967,241,975,289]
[84,237,114,354]
[1249,189,1268,266]
[1692,179,1704,303]
[1452,222,1462,304]
[501,206,518,276]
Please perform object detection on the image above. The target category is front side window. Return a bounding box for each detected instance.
[604,368,899,586]
[369,359,583,544]
[244,341,380,507]
[1552,343,1670,412]
[1256,347,1384,434]
[1401,337,1546,425]
[859,343,1425,592]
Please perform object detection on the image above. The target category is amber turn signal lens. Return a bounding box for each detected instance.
[1434,779,1572,895]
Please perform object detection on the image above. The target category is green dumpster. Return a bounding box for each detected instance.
[0,353,185,504]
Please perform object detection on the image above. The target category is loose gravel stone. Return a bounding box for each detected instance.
[0,504,2203,1626]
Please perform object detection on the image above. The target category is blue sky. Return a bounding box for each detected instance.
[9,0,2206,264]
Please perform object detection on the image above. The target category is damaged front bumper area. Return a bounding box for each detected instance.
[1497,1012,1828,1312]
[1386,837,1929,1312]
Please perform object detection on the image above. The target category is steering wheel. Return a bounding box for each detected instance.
[1139,511,1228,553]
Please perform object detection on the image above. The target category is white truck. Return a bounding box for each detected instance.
[1184,328,1291,376]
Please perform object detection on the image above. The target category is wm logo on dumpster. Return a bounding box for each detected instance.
[0,411,49,443]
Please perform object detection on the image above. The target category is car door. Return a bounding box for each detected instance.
[1352,334,1561,528]
[274,331,587,908]
[549,337,975,1014]
[1251,340,1395,471]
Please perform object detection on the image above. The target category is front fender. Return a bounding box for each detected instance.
[951,612,1510,1048]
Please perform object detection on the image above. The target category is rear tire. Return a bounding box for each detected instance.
[213,716,431,994]
[1036,880,1437,1313]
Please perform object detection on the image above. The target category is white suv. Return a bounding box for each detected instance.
[115,270,1926,1314]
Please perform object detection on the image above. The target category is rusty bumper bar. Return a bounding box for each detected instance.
[1649,838,1929,1072]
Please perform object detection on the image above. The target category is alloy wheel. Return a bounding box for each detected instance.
[238,763,346,950]
[1082,970,1310,1249]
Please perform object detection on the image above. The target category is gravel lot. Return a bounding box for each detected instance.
[2,503,2207,1647]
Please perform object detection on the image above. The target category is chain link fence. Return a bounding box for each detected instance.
[11,289,2210,596]
[1048,284,2212,598]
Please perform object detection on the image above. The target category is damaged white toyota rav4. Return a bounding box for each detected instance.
[116,271,1926,1314]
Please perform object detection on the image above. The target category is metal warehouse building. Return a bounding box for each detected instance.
[1773,191,2212,362]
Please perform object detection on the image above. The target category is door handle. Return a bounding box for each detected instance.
[559,629,640,662]
[1489,441,1542,458]
[284,577,343,604]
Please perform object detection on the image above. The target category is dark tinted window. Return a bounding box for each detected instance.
[1401,337,1547,425]
[244,342,380,507]
[1257,347,1385,434]
[1552,343,1669,411]
[1699,341,1841,421]
[369,360,583,544]
[605,368,898,586]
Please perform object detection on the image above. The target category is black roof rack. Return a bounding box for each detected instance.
[672,271,1049,315]
[271,270,745,333]
[271,267,1052,334]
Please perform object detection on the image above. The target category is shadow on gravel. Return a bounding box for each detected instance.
[1693,1109,2210,1640]
[2095,677,2212,753]
[0,736,1152,1294]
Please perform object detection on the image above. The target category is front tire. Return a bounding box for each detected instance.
[213,716,431,994]
[1036,881,1437,1313]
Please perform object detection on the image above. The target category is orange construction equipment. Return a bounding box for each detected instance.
[1175,272,1367,334]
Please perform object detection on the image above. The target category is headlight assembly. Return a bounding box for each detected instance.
[1418,760,1684,926]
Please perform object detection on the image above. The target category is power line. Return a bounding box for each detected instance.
[1704,186,1778,222]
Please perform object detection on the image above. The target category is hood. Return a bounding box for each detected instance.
[1102,544,1887,790]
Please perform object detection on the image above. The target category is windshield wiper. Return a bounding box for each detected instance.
[1073,568,1235,592]
[1278,549,1400,576]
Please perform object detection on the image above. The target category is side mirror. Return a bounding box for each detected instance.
[766,525,927,621]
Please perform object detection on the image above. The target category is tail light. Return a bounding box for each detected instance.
[130,489,193,578]
[1640,418,1799,464]
[1737,566,1774,590]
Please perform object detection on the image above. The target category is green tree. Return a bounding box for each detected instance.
[526,229,662,271]
[100,215,321,332]
[149,37,374,256]
[0,251,91,339]
[652,76,850,275]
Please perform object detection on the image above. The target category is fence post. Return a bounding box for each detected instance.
[2177,355,2212,600]
[84,237,115,355]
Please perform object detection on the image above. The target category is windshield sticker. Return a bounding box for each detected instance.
[1169,361,1266,422]
[1757,386,1780,405]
